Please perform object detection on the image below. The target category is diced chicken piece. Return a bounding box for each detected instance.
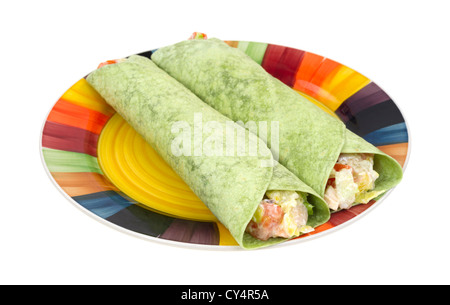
[324,153,381,211]
[324,185,339,211]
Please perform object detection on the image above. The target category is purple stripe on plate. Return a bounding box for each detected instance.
[336,82,392,123]
[160,219,220,245]
[343,99,405,136]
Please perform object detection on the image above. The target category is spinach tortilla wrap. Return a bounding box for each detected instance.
[86,55,330,249]
[151,38,403,211]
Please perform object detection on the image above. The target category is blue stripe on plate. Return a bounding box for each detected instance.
[363,122,409,146]
[72,191,134,219]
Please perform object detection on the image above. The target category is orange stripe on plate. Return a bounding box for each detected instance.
[309,58,341,92]
[308,221,334,235]
[224,41,239,48]
[51,172,119,197]
[294,221,334,240]
[47,99,111,135]
[293,52,326,96]
[377,143,409,167]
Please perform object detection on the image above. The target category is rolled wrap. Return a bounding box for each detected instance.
[86,55,329,249]
[151,38,403,205]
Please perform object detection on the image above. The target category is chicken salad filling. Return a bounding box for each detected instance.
[245,190,314,241]
[324,153,384,211]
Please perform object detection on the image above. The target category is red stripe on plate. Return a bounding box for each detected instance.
[347,201,376,216]
[329,209,357,226]
[261,44,305,87]
[329,201,376,226]
[42,121,99,157]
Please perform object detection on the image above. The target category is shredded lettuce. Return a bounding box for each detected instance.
[302,194,314,215]
[355,190,385,204]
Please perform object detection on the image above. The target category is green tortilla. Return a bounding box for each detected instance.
[86,55,329,249]
[151,38,403,205]
[341,129,403,198]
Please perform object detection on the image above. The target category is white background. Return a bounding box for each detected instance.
[1,0,449,285]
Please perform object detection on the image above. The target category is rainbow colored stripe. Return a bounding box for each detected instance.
[41,40,409,247]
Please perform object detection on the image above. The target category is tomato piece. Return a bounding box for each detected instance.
[188,32,208,40]
[97,59,121,69]
[326,178,336,188]
[246,201,284,240]
[261,203,283,228]
[334,163,352,171]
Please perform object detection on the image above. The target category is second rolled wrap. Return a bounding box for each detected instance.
[151,38,403,208]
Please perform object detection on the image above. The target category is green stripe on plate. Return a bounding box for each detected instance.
[237,41,268,65]
[42,148,103,174]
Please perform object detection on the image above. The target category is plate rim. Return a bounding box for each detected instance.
[39,39,411,250]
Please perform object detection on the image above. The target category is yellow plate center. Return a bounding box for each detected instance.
[97,113,218,222]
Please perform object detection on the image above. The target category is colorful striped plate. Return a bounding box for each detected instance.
[40,40,410,249]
